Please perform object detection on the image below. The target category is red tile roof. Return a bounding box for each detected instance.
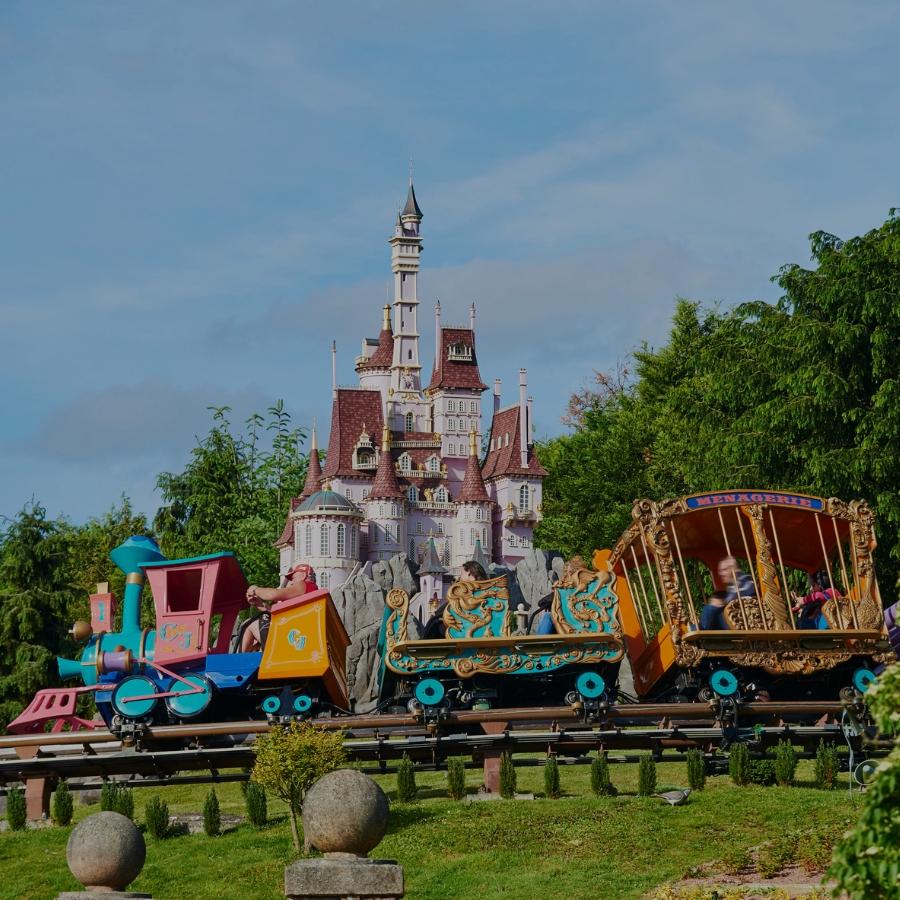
[481,406,549,480]
[356,326,394,371]
[427,327,487,392]
[322,389,385,479]
[458,445,490,503]
[273,515,293,548]
[369,429,403,499]
[299,446,323,501]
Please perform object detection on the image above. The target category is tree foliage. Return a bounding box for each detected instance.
[154,403,308,587]
[251,720,346,852]
[537,210,900,595]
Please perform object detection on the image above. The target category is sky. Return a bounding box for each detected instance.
[1,1,898,524]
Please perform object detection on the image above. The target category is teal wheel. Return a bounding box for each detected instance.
[165,674,213,719]
[852,667,877,694]
[293,694,313,714]
[111,675,159,719]
[414,678,445,707]
[261,695,282,715]
[575,671,606,699]
[709,669,739,698]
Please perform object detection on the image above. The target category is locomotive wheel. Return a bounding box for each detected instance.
[165,674,214,720]
[111,675,159,720]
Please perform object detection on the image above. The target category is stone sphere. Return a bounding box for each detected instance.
[66,811,146,890]
[301,769,389,858]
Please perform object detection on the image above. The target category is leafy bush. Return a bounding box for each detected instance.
[774,740,798,786]
[203,789,221,836]
[447,758,466,801]
[747,759,776,786]
[544,756,561,799]
[116,787,134,820]
[590,753,617,796]
[638,755,657,796]
[396,754,417,803]
[814,741,840,790]
[251,720,347,852]
[728,743,751,786]
[685,749,705,791]
[144,796,169,839]
[499,752,517,799]
[100,782,118,812]
[244,782,267,827]
[51,781,74,826]
[5,786,26,831]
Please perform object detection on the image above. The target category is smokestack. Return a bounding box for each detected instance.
[331,341,337,399]
[527,396,534,445]
[493,379,502,415]
[519,369,528,467]
[434,300,441,371]
[470,301,476,333]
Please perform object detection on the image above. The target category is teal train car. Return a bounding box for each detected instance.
[377,566,625,713]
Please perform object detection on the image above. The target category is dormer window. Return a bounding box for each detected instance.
[407,485,419,503]
[426,455,440,473]
[398,453,412,471]
[352,431,376,470]
[434,487,448,503]
[448,342,473,362]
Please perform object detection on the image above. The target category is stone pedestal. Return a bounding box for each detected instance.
[58,893,151,899]
[284,858,403,900]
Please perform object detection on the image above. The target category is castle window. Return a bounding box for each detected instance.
[305,524,312,557]
[442,543,451,566]
[471,401,477,413]
[362,489,369,501]
[519,484,530,513]
[379,503,384,517]
[351,525,358,557]
[336,523,346,557]
[319,524,329,556]
[434,487,448,503]
[345,489,353,501]
[504,433,510,446]
[448,443,455,456]
[409,539,415,559]
[405,412,414,431]
[448,400,456,412]
[416,521,423,534]
[407,485,418,504]
[320,571,330,590]
[447,419,455,432]
[476,507,483,521]
[399,453,412,471]
[427,455,440,473]
[437,521,445,534]
[470,528,476,546]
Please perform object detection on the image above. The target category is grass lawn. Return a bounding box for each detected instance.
[0,759,861,900]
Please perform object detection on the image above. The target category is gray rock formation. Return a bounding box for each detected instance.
[514,548,565,608]
[371,553,419,597]
[488,564,527,612]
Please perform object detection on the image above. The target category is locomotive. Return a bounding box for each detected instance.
[7,489,896,735]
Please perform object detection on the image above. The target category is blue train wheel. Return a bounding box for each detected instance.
[575,671,606,699]
[414,678,445,707]
[165,674,213,719]
[852,667,877,694]
[111,675,158,719]
[261,695,282,715]
[709,669,739,698]
[293,694,313,714]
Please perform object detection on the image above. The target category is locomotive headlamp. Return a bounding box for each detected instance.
[70,620,93,642]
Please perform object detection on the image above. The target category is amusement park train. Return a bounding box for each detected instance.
[7,490,898,736]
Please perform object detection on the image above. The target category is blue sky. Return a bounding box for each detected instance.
[1,2,898,523]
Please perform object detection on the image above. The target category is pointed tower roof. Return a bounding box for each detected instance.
[458,429,490,503]
[369,424,403,499]
[472,538,490,572]
[418,537,446,575]
[402,181,423,219]
[299,424,323,501]
[356,305,395,371]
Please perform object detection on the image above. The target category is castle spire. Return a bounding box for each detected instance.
[457,428,490,503]
[299,423,323,500]
[369,424,403,499]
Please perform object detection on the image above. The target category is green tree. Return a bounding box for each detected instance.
[396,753,417,803]
[499,752,517,799]
[51,780,74,826]
[638,755,657,796]
[251,721,346,853]
[447,757,466,801]
[203,789,221,836]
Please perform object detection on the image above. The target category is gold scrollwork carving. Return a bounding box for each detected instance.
[443,575,511,637]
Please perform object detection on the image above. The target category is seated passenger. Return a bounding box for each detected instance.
[423,560,487,639]
[532,592,555,635]
[240,564,317,652]
[792,569,839,630]
[699,556,756,630]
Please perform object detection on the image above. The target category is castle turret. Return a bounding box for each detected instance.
[452,430,492,570]
[356,305,394,407]
[299,424,323,501]
[365,424,406,561]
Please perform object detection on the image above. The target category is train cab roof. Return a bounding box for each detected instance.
[140,552,248,621]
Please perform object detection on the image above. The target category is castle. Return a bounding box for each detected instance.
[275,181,547,598]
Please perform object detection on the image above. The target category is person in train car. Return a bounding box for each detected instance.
[791,569,839,630]
[422,560,488,639]
[699,556,756,630]
[240,564,318,652]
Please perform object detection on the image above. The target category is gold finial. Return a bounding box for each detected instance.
[381,423,391,452]
[383,304,392,330]
[469,429,478,456]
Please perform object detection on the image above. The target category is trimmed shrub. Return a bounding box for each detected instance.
[396,753,417,803]
[729,743,752,786]
[748,759,776,786]
[447,757,466,801]
[51,781,74,826]
[245,782,267,827]
[116,787,134,820]
[6,787,27,831]
[685,749,706,791]
[203,788,221,836]
[590,753,617,796]
[144,796,169,839]
[499,752,517,799]
[774,740,798,786]
[638,755,657,796]
[814,741,840,790]
[99,781,118,812]
[544,756,561,799]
